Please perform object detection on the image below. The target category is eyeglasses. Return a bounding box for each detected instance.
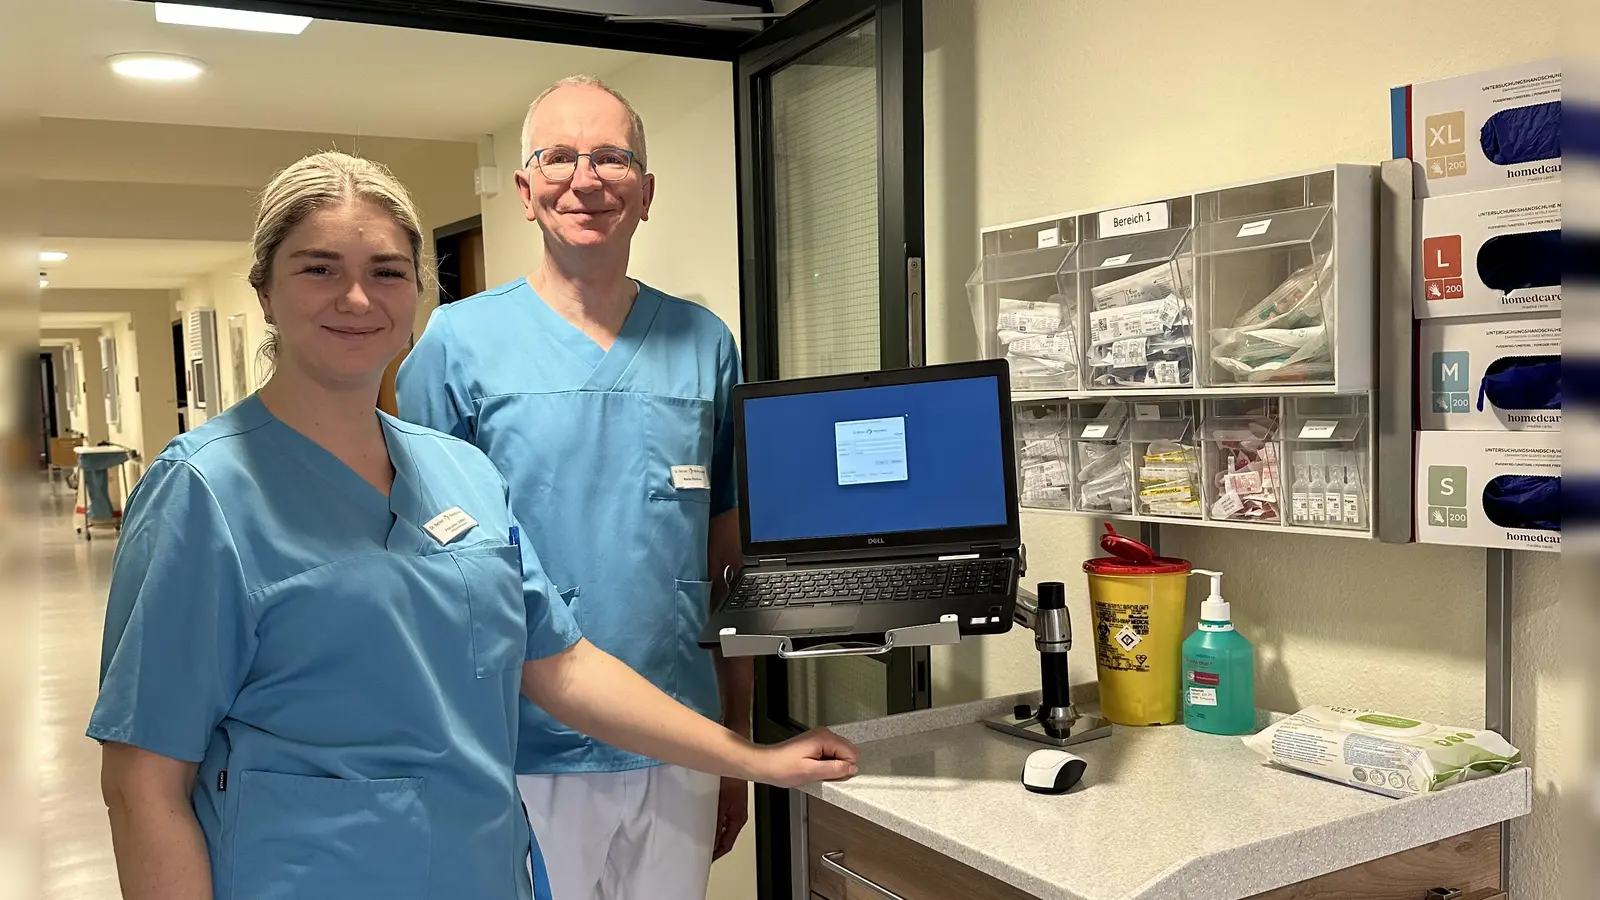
[525,146,639,182]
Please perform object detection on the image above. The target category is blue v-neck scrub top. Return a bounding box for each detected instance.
[86,395,581,900]
[397,279,741,774]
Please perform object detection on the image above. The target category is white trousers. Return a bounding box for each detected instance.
[519,765,720,900]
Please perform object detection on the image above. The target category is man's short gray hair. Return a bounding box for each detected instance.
[519,75,648,172]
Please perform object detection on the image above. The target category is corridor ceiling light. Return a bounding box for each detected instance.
[154,3,313,34]
[40,251,67,263]
[109,53,206,81]
[39,279,49,289]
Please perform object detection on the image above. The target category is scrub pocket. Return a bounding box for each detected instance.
[674,578,720,710]
[645,396,715,506]
[229,770,429,900]
[454,545,528,677]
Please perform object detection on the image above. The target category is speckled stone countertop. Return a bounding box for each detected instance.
[799,692,1532,900]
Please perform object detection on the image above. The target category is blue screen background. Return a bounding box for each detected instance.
[742,376,1009,543]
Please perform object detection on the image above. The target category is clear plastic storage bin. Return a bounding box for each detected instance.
[1069,400,1133,514]
[966,216,1080,392]
[1282,395,1370,531]
[1128,400,1202,518]
[1200,397,1283,525]
[1015,401,1073,510]
[1077,198,1196,390]
[1193,167,1376,390]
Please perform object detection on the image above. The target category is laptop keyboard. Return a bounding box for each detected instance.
[724,559,1013,610]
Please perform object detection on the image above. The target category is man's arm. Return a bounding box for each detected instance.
[101,743,211,900]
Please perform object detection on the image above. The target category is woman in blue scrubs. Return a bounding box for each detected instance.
[88,151,856,900]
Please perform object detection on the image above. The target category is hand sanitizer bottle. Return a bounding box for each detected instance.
[1307,454,1326,524]
[1182,569,1255,735]
[1323,451,1345,527]
[1290,454,1310,525]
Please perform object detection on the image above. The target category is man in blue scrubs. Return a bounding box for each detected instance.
[398,76,750,899]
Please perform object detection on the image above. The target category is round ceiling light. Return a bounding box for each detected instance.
[109,52,206,81]
[40,251,67,263]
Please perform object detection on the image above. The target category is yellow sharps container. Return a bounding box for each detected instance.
[1082,524,1191,726]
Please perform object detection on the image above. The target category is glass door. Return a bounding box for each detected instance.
[734,2,925,896]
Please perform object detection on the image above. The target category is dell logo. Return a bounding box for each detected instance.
[867,537,886,545]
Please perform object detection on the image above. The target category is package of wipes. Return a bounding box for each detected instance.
[1242,705,1522,798]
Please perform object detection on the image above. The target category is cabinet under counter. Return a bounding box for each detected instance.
[792,693,1529,900]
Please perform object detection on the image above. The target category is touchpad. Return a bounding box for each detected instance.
[775,607,859,635]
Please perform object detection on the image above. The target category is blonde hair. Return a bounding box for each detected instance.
[249,151,433,368]
[519,75,648,171]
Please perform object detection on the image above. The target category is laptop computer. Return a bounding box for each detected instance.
[698,359,1021,656]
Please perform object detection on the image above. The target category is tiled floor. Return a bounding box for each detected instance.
[39,481,122,900]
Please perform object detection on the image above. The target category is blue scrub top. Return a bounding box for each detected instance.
[87,394,581,900]
[397,279,741,774]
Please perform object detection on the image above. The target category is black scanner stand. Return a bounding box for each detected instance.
[982,582,1113,748]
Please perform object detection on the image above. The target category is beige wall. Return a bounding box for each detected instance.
[902,1,1563,895]
[43,291,178,464]
[176,252,270,422]
[44,119,479,335]
[477,55,742,329]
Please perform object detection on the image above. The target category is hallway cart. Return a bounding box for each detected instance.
[73,444,133,541]
[47,433,84,495]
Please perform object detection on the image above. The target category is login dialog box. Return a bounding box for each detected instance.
[834,416,909,485]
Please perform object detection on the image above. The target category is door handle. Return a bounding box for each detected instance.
[820,851,907,900]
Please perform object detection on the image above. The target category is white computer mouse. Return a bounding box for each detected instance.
[1021,748,1087,794]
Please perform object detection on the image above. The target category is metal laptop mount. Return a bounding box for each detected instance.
[982,584,1112,748]
[716,614,963,660]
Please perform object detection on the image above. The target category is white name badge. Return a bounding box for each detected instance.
[671,465,710,491]
[423,506,479,546]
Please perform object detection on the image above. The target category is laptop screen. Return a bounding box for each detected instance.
[740,374,1011,544]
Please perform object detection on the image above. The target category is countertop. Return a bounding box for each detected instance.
[799,693,1532,900]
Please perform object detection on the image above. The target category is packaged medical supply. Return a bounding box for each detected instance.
[1206,420,1280,523]
[1086,262,1194,388]
[1415,430,1561,552]
[1090,261,1183,311]
[1419,313,1561,431]
[1077,442,1132,513]
[1390,58,1562,198]
[1208,253,1336,383]
[1243,705,1522,798]
[1016,406,1073,509]
[998,296,1078,387]
[1138,441,1201,518]
[1414,182,1561,318]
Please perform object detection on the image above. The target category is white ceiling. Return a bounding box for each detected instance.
[40,237,251,290]
[41,0,654,141]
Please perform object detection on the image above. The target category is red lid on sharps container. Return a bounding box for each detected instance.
[1082,523,1192,576]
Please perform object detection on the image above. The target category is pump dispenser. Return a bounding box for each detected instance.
[1181,569,1256,735]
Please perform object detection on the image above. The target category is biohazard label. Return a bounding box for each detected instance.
[1094,603,1152,672]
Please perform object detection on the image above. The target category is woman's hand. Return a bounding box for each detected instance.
[747,727,860,788]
